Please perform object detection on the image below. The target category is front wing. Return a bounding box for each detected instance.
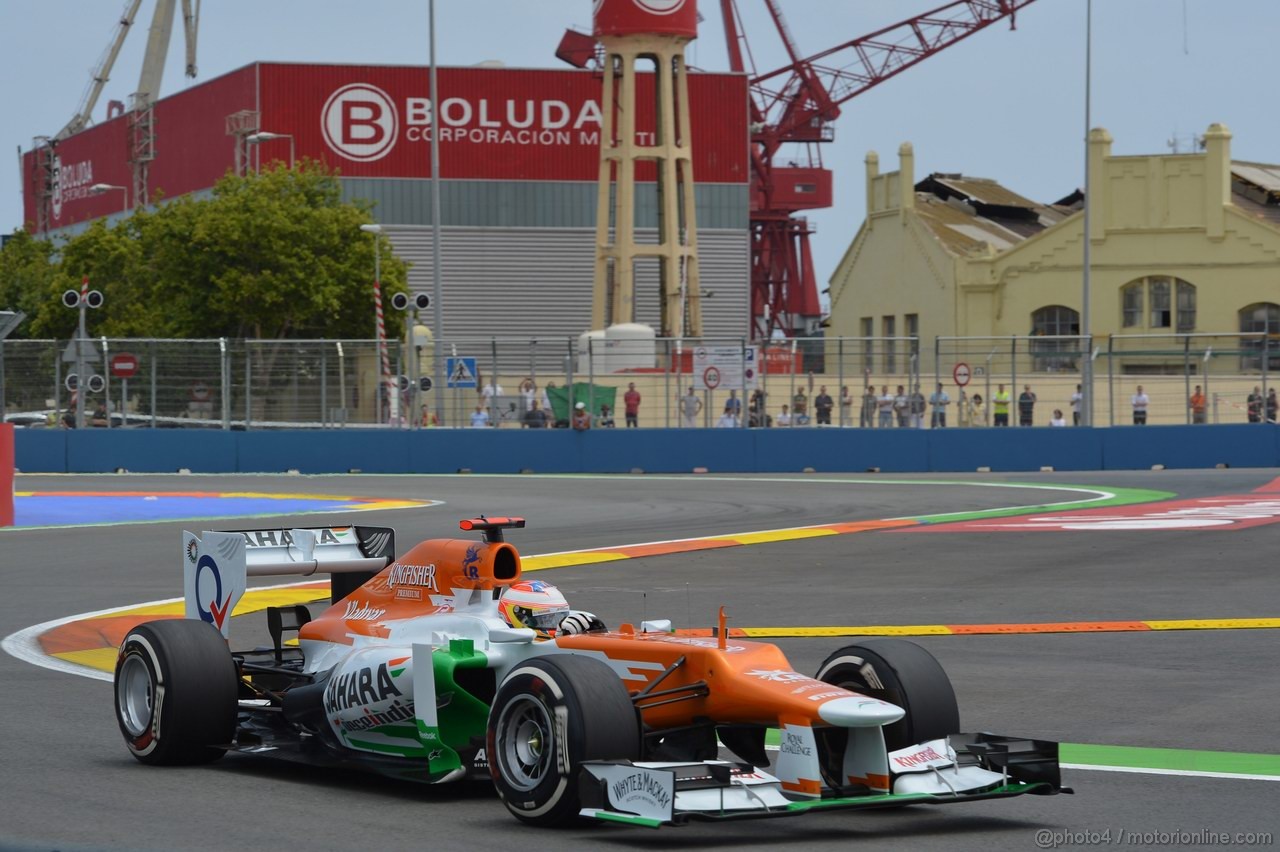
[578,733,1067,828]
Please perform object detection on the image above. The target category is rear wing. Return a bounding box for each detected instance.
[182,525,395,636]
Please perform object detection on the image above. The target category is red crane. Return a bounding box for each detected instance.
[721,0,1040,338]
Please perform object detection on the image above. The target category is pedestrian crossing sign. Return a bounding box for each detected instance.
[447,357,478,388]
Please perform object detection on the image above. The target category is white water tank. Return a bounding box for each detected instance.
[578,324,657,374]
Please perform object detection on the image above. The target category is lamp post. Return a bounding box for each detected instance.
[360,224,398,426]
[429,0,445,428]
[1080,0,1094,426]
[89,183,128,213]
[246,131,296,171]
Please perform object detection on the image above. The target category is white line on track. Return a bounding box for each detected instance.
[1060,763,1280,782]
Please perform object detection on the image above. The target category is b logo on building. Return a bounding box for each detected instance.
[322,83,399,162]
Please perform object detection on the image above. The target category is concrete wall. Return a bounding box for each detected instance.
[15,425,1279,475]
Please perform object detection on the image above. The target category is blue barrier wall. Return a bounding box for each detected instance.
[14,425,1280,475]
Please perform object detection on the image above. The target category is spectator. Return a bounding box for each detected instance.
[861,385,877,428]
[992,384,1011,427]
[679,386,702,427]
[877,385,894,428]
[1017,384,1036,427]
[1189,384,1207,424]
[748,389,769,428]
[1268,388,1278,424]
[715,406,739,428]
[519,378,537,414]
[1070,384,1084,426]
[481,376,504,423]
[840,385,853,426]
[571,401,592,431]
[525,400,549,428]
[893,385,909,428]
[909,386,926,428]
[623,381,641,428]
[470,404,490,428]
[1248,387,1263,423]
[813,385,834,425]
[598,403,616,428]
[776,404,792,427]
[1049,408,1067,427]
[480,377,505,402]
[970,393,986,426]
[420,405,439,428]
[725,389,743,421]
[929,383,951,428]
[91,402,109,428]
[792,388,808,423]
[541,382,555,413]
[1131,385,1150,425]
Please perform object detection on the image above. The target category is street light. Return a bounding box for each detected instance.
[246,131,296,171]
[429,0,445,429]
[360,224,397,425]
[1080,0,1094,427]
[89,183,128,213]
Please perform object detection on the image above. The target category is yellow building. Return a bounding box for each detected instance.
[828,124,1280,364]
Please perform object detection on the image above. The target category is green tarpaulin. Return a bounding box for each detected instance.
[546,383,617,424]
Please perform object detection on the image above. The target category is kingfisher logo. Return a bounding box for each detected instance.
[322,83,398,162]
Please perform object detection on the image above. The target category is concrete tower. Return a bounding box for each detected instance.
[592,0,702,338]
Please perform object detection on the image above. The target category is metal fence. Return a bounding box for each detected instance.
[2,333,1276,430]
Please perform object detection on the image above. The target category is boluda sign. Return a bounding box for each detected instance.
[320,86,608,162]
[261,64,747,183]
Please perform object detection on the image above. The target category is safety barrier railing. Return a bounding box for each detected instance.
[2,332,1276,430]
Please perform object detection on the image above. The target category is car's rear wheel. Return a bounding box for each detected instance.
[488,655,639,825]
[813,639,959,786]
[114,619,239,766]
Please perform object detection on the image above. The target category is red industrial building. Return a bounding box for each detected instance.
[22,62,750,350]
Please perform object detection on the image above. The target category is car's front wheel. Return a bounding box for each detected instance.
[488,655,639,825]
[114,619,239,766]
[813,639,959,787]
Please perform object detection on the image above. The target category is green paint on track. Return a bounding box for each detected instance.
[910,486,1174,525]
[1061,743,1280,776]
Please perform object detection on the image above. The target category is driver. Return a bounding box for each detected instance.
[499,580,605,638]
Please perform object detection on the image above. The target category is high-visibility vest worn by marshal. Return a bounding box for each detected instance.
[993,391,1011,414]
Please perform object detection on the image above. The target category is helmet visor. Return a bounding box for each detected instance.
[521,606,569,631]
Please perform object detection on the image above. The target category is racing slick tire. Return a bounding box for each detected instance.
[813,639,959,784]
[113,619,239,766]
[488,655,640,826]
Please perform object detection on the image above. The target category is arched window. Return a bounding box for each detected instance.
[1240,303,1280,371]
[1030,305,1080,371]
[1119,276,1196,331]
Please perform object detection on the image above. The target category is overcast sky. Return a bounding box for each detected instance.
[3,1,1278,296]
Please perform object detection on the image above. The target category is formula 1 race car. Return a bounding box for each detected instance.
[113,517,1066,827]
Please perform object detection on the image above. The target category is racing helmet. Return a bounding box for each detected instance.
[499,581,570,635]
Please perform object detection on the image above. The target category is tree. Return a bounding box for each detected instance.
[0,159,409,341]
[0,229,56,339]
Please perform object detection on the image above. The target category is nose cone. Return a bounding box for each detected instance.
[817,696,905,727]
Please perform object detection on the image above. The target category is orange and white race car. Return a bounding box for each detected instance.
[113,517,1067,827]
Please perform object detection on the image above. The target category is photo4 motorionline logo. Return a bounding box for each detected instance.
[319,83,608,162]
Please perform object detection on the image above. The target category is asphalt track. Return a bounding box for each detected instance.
[2,470,1278,851]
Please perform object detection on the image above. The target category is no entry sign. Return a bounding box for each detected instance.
[110,352,139,379]
[952,362,971,387]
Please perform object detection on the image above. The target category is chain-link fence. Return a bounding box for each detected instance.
[3,333,1277,430]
